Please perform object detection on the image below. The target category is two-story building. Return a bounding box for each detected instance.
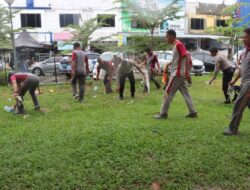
[184,2,231,50]
[185,2,230,34]
[0,0,122,46]
[0,0,187,49]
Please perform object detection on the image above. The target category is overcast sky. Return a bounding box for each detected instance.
[186,0,236,5]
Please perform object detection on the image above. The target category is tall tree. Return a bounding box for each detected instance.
[115,0,182,48]
[0,5,11,49]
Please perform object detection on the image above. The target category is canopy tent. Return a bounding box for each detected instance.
[15,31,43,48]
[14,32,45,72]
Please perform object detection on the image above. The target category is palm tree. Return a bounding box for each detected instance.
[67,17,103,50]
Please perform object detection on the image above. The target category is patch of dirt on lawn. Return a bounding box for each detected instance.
[194,186,223,190]
[150,181,161,190]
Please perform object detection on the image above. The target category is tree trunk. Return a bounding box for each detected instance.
[150,30,154,49]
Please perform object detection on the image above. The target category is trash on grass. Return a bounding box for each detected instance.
[23,115,30,119]
[3,106,14,113]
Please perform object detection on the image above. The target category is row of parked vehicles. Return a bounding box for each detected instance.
[28,50,236,77]
[29,52,100,77]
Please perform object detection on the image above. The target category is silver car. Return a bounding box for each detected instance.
[30,57,62,76]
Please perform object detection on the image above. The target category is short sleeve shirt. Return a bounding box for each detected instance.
[170,40,188,77]
[72,50,88,74]
[240,48,250,84]
[214,53,232,72]
[146,54,158,70]
[10,73,37,83]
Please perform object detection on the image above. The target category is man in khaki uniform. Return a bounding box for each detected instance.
[154,30,197,119]
[208,47,235,104]
[112,55,145,100]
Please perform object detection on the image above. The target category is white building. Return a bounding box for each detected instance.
[0,0,189,51]
[0,0,122,45]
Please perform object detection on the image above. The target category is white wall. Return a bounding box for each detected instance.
[0,0,122,43]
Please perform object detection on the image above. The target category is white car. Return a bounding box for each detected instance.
[155,51,205,76]
[0,60,5,70]
[155,51,172,72]
[86,53,100,75]
[92,52,123,79]
[233,49,245,63]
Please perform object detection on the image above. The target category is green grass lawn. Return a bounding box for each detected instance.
[0,69,8,86]
[0,75,249,190]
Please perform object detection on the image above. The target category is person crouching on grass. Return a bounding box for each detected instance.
[112,55,145,100]
[96,58,115,94]
[8,72,40,114]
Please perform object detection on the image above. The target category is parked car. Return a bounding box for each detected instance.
[190,51,215,72]
[190,58,206,76]
[100,52,123,61]
[60,52,100,77]
[87,52,100,74]
[59,56,72,78]
[233,49,245,63]
[155,51,173,72]
[30,57,62,76]
[31,52,100,77]
[0,60,5,70]
[155,51,205,76]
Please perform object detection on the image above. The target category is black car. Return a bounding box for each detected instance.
[191,51,215,72]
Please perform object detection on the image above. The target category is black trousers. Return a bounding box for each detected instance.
[71,73,86,101]
[119,71,135,98]
[20,76,40,108]
[103,73,113,94]
[223,67,235,101]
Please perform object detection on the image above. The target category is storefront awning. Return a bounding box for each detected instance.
[54,32,73,41]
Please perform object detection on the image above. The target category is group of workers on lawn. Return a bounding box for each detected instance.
[7,29,250,136]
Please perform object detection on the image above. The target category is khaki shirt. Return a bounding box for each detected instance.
[214,53,232,72]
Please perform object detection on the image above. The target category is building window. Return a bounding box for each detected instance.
[131,18,144,28]
[97,14,115,27]
[191,18,204,30]
[21,14,41,28]
[216,20,227,27]
[60,14,79,27]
